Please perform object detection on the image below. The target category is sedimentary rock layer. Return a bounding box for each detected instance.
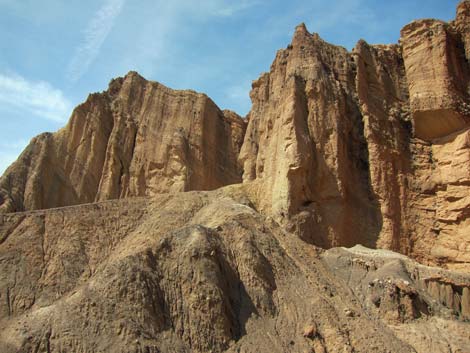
[239,1,470,270]
[0,3,469,352]
[1,2,469,270]
[0,72,246,213]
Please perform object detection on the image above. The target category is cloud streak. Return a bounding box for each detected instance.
[0,72,72,122]
[67,0,125,82]
[210,0,260,17]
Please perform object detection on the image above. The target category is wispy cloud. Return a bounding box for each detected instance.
[0,72,72,122]
[67,0,125,82]
[212,0,260,17]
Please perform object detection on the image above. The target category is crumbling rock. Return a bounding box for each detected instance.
[0,2,470,352]
[239,2,470,269]
[0,72,246,213]
[1,186,468,353]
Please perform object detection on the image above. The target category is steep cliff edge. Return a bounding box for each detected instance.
[240,1,470,270]
[0,3,469,268]
[0,72,246,213]
[0,2,469,352]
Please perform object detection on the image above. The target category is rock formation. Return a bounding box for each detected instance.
[0,1,470,352]
[0,72,245,213]
[0,185,469,353]
[239,0,470,270]
[401,18,470,141]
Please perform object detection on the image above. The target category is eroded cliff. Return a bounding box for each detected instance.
[240,0,470,270]
[0,2,470,352]
[0,72,245,213]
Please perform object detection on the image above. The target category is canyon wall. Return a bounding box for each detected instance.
[1,2,469,270]
[0,2,469,352]
[240,1,470,270]
[0,72,245,213]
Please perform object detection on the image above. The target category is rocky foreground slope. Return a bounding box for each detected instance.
[1,1,470,352]
[0,185,469,353]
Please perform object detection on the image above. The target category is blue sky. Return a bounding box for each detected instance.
[0,0,460,174]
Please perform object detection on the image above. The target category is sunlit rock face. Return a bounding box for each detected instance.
[401,18,470,141]
[240,3,470,270]
[1,3,470,271]
[0,72,246,213]
[0,2,470,353]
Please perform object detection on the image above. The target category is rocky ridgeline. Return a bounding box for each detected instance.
[3,1,469,271]
[0,2,469,353]
[0,73,245,212]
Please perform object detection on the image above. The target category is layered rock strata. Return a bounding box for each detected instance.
[0,3,469,270]
[0,3,469,352]
[239,1,470,270]
[0,72,245,213]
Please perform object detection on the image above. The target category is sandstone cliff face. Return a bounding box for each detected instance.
[0,3,470,353]
[240,2,470,270]
[0,186,468,353]
[240,24,380,249]
[401,18,470,141]
[0,3,468,272]
[0,72,245,213]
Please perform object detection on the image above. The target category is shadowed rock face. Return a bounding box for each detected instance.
[240,2,470,270]
[0,3,470,352]
[0,72,246,213]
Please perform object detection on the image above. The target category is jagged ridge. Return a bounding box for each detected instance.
[0,2,470,352]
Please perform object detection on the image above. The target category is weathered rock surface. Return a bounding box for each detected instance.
[240,23,384,251]
[0,72,245,213]
[401,17,470,141]
[1,4,469,271]
[0,186,468,353]
[0,2,470,352]
[240,1,470,270]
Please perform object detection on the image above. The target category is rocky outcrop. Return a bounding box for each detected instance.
[0,72,246,213]
[239,23,410,251]
[1,3,468,272]
[0,3,469,352]
[240,1,470,270]
[0,186,468,353]
[240,24,380,249]
[401,18,470,141]
[322,245,470,353]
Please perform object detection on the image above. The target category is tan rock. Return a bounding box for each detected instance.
[302,324,317,338]
[1,186,468,353]
[401,18,470,140]
[0,5,469,353]
[0,72,246,213]
[239,2,470,270]
[240,24,379,248]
